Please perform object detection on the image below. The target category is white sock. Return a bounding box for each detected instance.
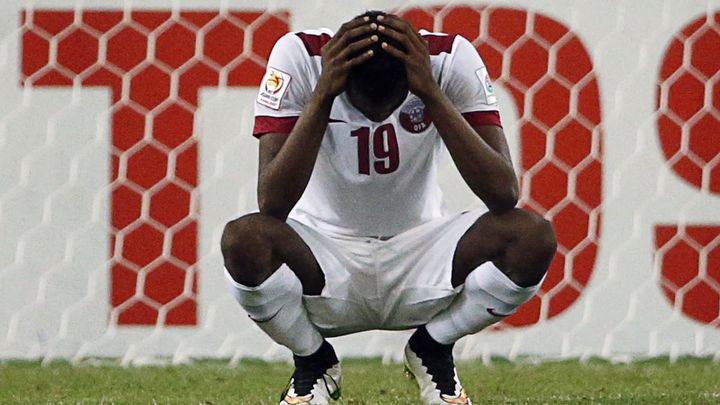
[426,261,542,345]
[224,264,324,356]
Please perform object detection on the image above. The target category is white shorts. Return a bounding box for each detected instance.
[288,208,487,337]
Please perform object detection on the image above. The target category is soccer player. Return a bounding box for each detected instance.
[221,11,556,405]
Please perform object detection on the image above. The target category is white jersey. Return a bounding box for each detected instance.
[254,29,501,237]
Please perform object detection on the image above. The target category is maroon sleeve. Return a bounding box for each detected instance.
[461,111,502,128]
[253,116,300,138]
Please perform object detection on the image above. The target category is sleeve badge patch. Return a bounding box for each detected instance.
[475,67,497,105]
[257,67,292,110]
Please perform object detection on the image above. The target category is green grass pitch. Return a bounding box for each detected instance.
[1,358,719,404]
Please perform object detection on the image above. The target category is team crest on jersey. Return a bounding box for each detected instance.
[399,98,432,133]
[257,67,291,110]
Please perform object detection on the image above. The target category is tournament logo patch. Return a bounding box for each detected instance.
[485,75,494,94]
[257,67,291,110]
[475,66,497,105]
[265,70,284,94]
[399,98,432,134]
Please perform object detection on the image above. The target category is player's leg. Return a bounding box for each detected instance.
[451,207,556,288]
[405,208,555,405]
[423,208,555,344]
[221,213,340,404]
[221,212,326,352]
[222,212,326,294]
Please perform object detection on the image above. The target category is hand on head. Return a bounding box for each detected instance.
[314,14,380,99]
[373,14,437,100]
[316,12,435,120]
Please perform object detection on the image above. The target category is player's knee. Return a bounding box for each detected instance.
[221,214,260,258]
[528,213,557,261]
[517,210,557,281]
[221,213,279,287]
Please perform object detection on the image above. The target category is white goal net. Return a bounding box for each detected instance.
[0,0,719,364]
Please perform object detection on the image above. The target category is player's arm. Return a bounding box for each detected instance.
[257,19,378,220]
[379,15,518,214]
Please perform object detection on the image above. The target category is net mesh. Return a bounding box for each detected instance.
[0,0,718,363]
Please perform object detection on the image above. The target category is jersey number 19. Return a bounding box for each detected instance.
[351,124,400,175]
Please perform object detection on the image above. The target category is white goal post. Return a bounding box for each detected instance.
[0,0,719,364]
